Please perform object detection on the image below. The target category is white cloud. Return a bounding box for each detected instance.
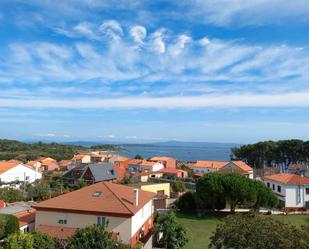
[150,29,166,53]
[2,91,309,109]
[188,0,309,26]
[99,20,123,40]
[130,25,147,44]
[73,22,98,40]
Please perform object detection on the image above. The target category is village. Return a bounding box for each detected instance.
[1,148,309,249]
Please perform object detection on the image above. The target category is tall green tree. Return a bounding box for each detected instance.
[210,213,309,249]
[156,211,188,249]
[67,225,118,249]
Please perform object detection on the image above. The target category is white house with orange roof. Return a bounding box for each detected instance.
[149,157,176,169]
[33,182,155,248]
[128,160,164,173]
[190,160,253,179]
[264,173,309,209]
[0,160,42,185]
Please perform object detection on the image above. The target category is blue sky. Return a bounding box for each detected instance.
[1,0,309,143]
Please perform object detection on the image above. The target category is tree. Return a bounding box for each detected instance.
[134,154,143,160]
[32,231,55,249]
[0,214,19,239]
[171,181,186,193]
[196,173,226,211]
[0,187,23,203]
[174,191,197,213]
[26,180,49,201]
[67,225,118,249]
[209,213,309,249]
[222,173,256,212]
[156,211,188,249]
[4,233,33,249]
[251,180,278,210]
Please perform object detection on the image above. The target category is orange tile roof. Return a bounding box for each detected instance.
[0,160,22,174]
[33,182,156,216]
[159,168,186,174]
[140,160,157,167]
[26,161,38,167]
[72,154,90,160]
[36,225,76,240]
[192,160,228,169]
[151,157,175,161]
[15,209,36,227]
[264,173,309,185]
[230,161,253,172]
[288,164,307,171]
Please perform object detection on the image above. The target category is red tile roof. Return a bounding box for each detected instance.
[159,168,186,174]
[264,173,309,185]
[36,225,76,240]
[33,182,156,217]
[192,160,228,169]
[288,164,307,171]
[0,160,22,174]
[15,209,36,227]
[151,157,175,161]
[230,161,253,172]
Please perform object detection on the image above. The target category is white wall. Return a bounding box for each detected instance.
[131,200,153,237]
[264,179,309,208]
[35,210,132,244]
[141,163,164,172]
[191,167,217,173]
[0,164,42,184]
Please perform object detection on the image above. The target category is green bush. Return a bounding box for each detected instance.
[0,215,19,239]
[32,231,55,249]
[174,191,197,213]
[4,233,33,249]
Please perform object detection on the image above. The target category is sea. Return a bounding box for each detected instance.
[112,143,235,162]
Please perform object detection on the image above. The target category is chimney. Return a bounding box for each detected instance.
[133,189,139,206]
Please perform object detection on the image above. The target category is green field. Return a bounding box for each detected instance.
[175,213,309,249]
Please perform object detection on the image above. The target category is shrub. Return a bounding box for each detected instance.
[0,214,19,239]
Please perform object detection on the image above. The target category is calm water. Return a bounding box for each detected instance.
[113,144,233,162]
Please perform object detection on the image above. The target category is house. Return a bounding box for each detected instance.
[33,182,156,248]
[26,161,41,170]
[219,161,254,179]
[189,160,228,174]
[0,202,36,232]
[0,160,42,185]
[189,160,253,179]
[288,164,309,177]
[72,154,91,164]
[62,163,118,185]
[263,173,309,210]
[128,160,164,173]
[129,182,170,210]
[132,172,163,183]
[159,168,188,179]
[149,157,176,169]
[58,160,72,171]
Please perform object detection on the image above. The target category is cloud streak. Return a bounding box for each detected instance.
[1,92,309,109]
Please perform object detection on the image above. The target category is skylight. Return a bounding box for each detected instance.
[92,191,102,197]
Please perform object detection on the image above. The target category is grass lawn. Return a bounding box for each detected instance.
[175,213,309,249]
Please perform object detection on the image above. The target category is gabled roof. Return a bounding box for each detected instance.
[15,209,36,227]
[264,173,309,185]
[226,161,253,172]
[192,160,228,169]
[62,163,118,182]
[33,182,156,217]
[0,160,23,174]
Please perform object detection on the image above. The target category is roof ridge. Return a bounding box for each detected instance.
[102,182,134,215]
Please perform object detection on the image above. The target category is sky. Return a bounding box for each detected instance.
[1,0,309,144]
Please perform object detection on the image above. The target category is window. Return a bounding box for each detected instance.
[272,184,275,190]
[58,214,67,224]
[277,185,281,192]
[97,216,106,225]
[306,188,309,195]
[23,227,30,233]
[25,176,30,182]
[267,182,270,188]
